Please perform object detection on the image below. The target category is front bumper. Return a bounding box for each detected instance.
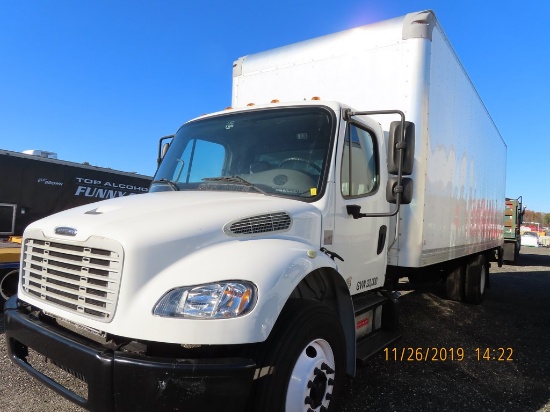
[4,297,256,412]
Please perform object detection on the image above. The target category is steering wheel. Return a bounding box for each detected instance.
[278,157,322,173]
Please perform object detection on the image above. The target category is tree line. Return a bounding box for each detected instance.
[523,210,550,227]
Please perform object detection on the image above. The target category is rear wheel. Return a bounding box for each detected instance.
[445,263,465,302]
[514,242,520,263]
[249,299,346,412]
[464,255,487,304]
[407,273,423,284]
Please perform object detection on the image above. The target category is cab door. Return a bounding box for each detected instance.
[331,117,390,295]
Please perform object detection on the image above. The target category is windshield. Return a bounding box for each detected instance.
[152,107,334,200]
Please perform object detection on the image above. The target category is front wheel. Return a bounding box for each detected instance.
[249,299,346,412]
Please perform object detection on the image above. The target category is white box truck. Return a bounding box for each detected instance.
[4,10,506,412]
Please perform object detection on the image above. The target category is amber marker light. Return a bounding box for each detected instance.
[238,288,253,313]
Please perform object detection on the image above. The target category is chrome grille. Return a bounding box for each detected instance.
[226,212,292,235]
[21,237,123,322]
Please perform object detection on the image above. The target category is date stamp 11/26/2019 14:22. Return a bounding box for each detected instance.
[384,347,514,362]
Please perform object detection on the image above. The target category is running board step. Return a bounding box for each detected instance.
[353,293,387,314]
[356,330,401,364]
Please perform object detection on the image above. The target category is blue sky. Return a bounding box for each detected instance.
[1,1,548,212]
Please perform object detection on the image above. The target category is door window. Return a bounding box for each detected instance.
[341,124,378,197]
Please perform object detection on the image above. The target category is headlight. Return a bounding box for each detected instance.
[153,281,257,319]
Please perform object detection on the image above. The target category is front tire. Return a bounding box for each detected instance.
[249,299,346,412]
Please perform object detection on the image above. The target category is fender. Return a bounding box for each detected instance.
[76,237,342,345]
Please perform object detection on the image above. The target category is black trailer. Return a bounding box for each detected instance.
[0,149,152,307]
[1,149,151,236]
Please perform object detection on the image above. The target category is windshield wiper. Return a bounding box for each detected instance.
[151,178,180,191]
[202,176,269,196]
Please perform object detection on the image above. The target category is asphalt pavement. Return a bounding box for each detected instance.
[339,247,550,412]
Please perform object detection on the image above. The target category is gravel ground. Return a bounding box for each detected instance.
[1,247,549,411]
[339,247,550,412]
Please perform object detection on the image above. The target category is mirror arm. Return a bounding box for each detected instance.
[345,109,407,219]
[347,192,402,219]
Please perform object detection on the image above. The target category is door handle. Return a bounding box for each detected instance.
[377,225,387,255]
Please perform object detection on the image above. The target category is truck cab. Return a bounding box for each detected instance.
[5,101,409,412]
[152,102,397,295]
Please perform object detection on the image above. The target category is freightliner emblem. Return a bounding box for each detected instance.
[55,226,78,236]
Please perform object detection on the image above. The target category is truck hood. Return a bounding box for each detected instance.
[27,191,323,251]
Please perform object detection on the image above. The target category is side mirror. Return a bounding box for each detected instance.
[157,135,174,166]
[160,142,170,161]
[388,121,415,175]
[386,177,413,204]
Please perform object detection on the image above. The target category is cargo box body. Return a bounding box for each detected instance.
[232,10,506,268]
